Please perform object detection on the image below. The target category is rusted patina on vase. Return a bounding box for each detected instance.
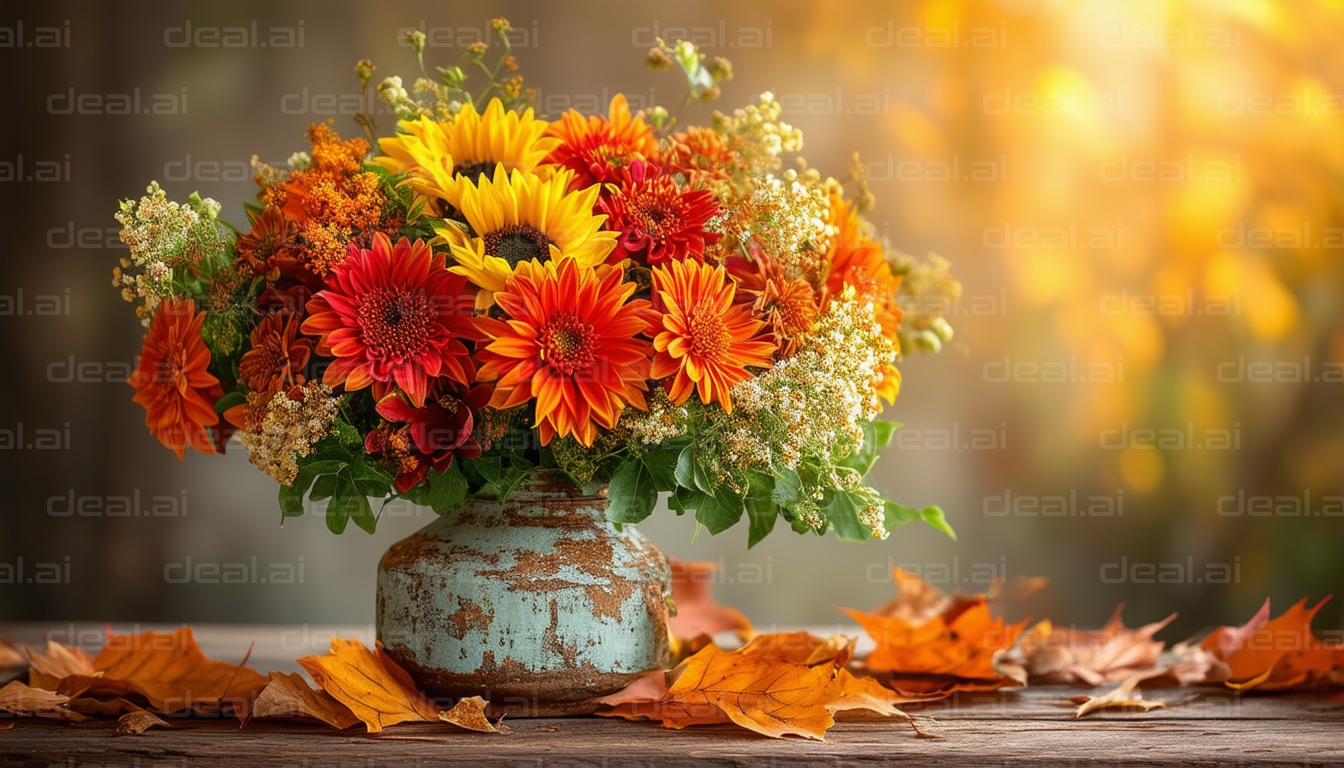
[376,469,672,716]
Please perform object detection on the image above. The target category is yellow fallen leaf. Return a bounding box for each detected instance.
[438,695,508,733]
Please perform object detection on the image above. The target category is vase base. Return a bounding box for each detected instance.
[388,647,653,717]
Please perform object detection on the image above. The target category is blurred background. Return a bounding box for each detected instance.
[1,0,1341,640]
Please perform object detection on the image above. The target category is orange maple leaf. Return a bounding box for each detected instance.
[668,559,754,648]
[1198,597,1340,691]
[298,637,506,734]
[34,628,267,715]
[841,568,1029,696]
[596,631,921,740]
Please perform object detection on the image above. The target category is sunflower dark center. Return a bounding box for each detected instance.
[454,160,496,183]
[484,225,552,268]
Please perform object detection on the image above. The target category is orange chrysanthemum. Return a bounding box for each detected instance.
[665,125,741,183]
[130,298,223,459]
[301,234,478,407]
[475,259,653,447]
[651,260,776,413]
[824,195,904,341]
[237,313,313,399]
[544,94,660,189]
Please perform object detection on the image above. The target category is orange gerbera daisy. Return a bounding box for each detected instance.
[544,94,660,189]
[301,234,478,407]
[824,194,904,341]
[130,298,224,459]
[651,260,776,413]
[475,259,653,447]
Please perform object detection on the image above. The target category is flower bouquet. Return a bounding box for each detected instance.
[113,23,961,547]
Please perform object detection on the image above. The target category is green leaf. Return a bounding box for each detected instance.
[425,463,468,515]
[674,445,696,488]
[882,500,956,540]
[641,448,680,492]
[333,420,362,449]
[746,497,778,548]
[872,419,901,447]
[213,390,246,415]
[330,480,376,535]
[919,505,956,540]
[826,492,870,542]
[771,467,800,506]
[310,474,339,502]
[745,470,775,500]
[690,489,744,535]
[607,459,657,524]
[278,467,317,518]
[668,487,691,516]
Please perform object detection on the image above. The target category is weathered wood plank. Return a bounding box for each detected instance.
[2,715,1343,768]
[2,623,1341,767]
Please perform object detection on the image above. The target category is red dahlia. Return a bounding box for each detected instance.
[367,379,490,493]
[599,161,722,267]
[301,234,478,407]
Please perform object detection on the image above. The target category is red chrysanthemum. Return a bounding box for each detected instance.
[475,259,654,447]
[599,160,722,267]
[544,94,661,190]
[129,298,224,459]
[301,234,478,407]
[367,379,491,493]
[651,260,776,413]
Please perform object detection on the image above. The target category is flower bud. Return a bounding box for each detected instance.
[355,59,375,88]
[707,56,734,82]
[645,47,673,70]
[930,316,954,343]
[463,41,488,62]
[399,30,426,56]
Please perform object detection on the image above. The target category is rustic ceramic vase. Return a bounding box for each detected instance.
[376,469,672,716]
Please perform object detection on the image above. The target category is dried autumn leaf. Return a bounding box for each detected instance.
[1197,597,1339,691]
[243,671,360,730]
[115,709,170,735]
[597,632,918,740]
[0,637,25,670]
[298,638,441,733]
[1011,605,1176,685]
[1071,671,1170,717]
[53,628,267,714]
[843,600,1028,694]
[668,559,753,643]
[0,680,85,720]
[438,695,508,733]
[25,639,96,690]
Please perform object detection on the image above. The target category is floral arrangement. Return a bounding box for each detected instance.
[112,22,961,543]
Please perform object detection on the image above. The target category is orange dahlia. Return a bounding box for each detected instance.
[599,160,722,267]
[237,313,312,399]
[130,298,224,459]
[727,247,819,358]
[475,258,653,447]
[665,125,741,183]
[544,94,660,189]
[824,195,904,340]
[651,260,776,413]
[301,234,478,407]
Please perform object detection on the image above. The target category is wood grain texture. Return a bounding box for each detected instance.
[1,623,1341,767]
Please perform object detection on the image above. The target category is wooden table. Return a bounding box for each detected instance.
[2,623,1342,767]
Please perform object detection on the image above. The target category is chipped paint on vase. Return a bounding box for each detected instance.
[376,469,672,716]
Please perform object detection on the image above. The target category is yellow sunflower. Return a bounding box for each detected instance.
[438,165,617,308]
[374,98,558,216]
